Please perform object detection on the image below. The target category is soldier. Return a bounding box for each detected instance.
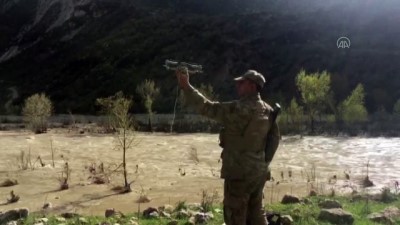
[176,68,280,225]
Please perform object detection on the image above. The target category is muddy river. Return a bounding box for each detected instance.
[0,130,399,215]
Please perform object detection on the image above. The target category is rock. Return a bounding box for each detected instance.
[205,212,214,220]
[363,176,374,187]
[159,204,174,213]
[187,209,198,217]
[143,207,158,218]
[19,208,29,218]
[194,213,208,224]
[149,211,159,218]
[160,211,172,219]
[79,217,88,224]
[36,218,49,223]
[0,179,18,187]
[6,221,18,225]
[318,199,343,209]
[266,212,282,225]
[381,206,400,217]
[167,220,179,225]
[367,206,400,224]
[128,221,139,225]
[33,223,44,225]
[136,195,151,203]
[174,209,190,219]
[318,208,354,224]
[281,195,300,204]
[105,208,116,218]
[0,208,29,224]
[56,217,66,222]
[60,212,79,219]
[367,212,394,224]
[281,215,293,225]
[42,202,52,209]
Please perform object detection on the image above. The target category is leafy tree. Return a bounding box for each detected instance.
[136,79,160,131]
[296,70,331,132]
[393,99,400,115]
[96,92,136,192]
[339,84,368,124]
[22,93,53,134]
[287,98,303,125]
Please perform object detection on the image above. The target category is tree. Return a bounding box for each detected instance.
[22,93,53,134]
[96,92,136,192]
[393,99,400,115]
[287,98,303,127]
[296,70,331,132]
[136,80,160,131]
[339,84,368,124]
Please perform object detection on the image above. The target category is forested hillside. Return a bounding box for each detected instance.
[0,0,399,114]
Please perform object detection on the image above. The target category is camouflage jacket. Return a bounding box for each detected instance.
[183,86,280,180]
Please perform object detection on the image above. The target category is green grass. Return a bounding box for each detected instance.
[15,195,400,225]
[266,195,400,225]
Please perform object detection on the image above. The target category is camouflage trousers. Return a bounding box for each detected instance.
[223,175,268,225]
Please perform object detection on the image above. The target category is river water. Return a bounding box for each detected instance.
[272,136,400,193]
[0,131,399,214]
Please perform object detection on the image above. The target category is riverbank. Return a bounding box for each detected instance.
[3,193,400,225]
[1,129,399,218]
[1,114,400,137]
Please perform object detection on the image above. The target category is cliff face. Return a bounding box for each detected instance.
[0,0,124,62]
[0,0,399,114]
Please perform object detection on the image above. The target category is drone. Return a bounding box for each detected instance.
[164,60,203,74]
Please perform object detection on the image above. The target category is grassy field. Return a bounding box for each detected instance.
[16,194,400,225]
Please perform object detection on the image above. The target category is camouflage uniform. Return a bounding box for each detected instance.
[183,71,280,225]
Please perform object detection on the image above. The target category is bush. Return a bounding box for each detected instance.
[22,93,53,133]
[339,84,368,124]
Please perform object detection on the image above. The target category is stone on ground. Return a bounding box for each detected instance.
[318,199,343,209]
[318,208,354,224]
[281,195,300,204]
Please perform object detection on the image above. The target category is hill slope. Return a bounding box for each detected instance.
[0,0,399,114]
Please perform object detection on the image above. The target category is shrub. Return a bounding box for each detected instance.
[22,93,52,133]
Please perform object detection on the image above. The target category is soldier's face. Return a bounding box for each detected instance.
[236,79,256,97]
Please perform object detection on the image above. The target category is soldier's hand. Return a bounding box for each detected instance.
[176,67,190,90]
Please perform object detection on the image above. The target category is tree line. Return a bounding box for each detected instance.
[19,70,400,134]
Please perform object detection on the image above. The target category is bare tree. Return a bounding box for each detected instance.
[97,92,137,192]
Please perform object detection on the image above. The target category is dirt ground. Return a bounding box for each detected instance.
[0,128,397,215]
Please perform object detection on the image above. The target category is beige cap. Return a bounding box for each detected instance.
[234,70,266,88]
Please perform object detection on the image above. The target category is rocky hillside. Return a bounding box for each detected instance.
[0,0,399,113]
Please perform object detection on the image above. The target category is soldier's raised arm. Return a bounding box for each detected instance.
[175,67,236,124]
